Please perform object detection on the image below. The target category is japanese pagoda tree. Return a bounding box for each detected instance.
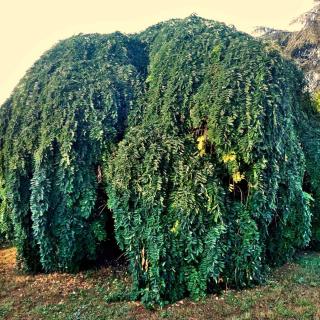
[0,16,319,306]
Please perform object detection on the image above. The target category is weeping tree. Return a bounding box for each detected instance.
[0,32,147,270]
[0,16,318,305]
[106,16,313,306]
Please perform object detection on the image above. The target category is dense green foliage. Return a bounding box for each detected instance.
[299,92,320,248]
[0,33,147,270]
[0,16,319,305]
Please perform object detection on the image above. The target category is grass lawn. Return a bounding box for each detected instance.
[1,246,320,320]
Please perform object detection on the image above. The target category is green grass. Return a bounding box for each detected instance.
[0,301,13,319]
[1,247,320,320]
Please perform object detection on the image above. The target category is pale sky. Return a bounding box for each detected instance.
[0,0,315,105]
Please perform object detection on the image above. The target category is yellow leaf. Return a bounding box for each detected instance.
[232,171,245,183]
[222,152,236,163]
[197,134,207,157]
[170,220,180,234]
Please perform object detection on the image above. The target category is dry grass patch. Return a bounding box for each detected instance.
[1,246,320,320]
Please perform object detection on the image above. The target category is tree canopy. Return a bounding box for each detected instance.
[0,16,319,306]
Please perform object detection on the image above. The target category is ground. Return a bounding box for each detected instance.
[0,246,320,320]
